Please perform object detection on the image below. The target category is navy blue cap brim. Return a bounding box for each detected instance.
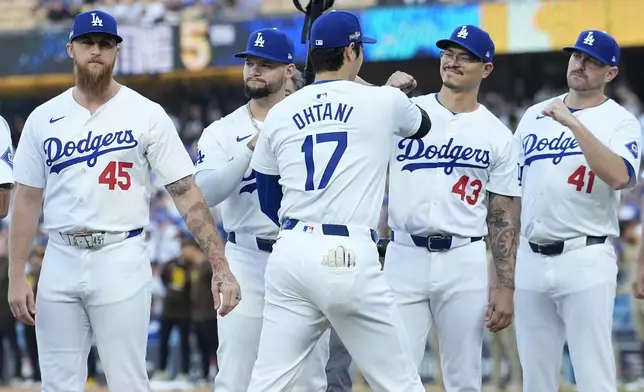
[70,31,123,43]
[563,46,611,65]
[436,39,486,61]
[361,37,377,44]
[234,50,292,64]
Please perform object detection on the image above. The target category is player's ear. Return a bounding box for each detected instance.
[66,42,73,59]
[606,66,619,83]
[285,63,296,79]
[481,62,493,79]
[345,43,356,62]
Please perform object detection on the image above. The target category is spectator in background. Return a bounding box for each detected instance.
[153,246,194,382]
[182,104,204,145]
[187,237,218,385]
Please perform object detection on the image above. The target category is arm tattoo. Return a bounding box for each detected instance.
[165,177,226,268]
[487,192,518,290]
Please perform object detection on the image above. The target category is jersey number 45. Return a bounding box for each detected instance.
[98,161,133,190]
[301,132,347,191]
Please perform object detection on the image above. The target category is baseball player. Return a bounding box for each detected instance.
[515,30,641,392]
[8,10,240,391]
[247,10,432,392]
[0,115,13,217]
[194,27,330,392]
[382,25,519,392]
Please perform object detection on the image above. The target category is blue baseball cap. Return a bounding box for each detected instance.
[563,30,620,66]
[311,10,377,50]
[234,28,294,64]
[69,10,122,43]
[436,25,495,62]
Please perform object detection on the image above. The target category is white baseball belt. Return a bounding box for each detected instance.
[56,228,144,249]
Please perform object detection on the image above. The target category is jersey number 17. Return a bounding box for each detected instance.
[301,132,347,191]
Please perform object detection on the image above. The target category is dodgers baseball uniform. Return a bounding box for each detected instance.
[194,104,329,391]
[0,116,13,186]
[514,32,641,392]
[245,14,431,392]
[12,84,195,391]
[384,92,520,391]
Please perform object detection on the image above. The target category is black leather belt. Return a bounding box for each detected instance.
[529,236,607,256]
[227,232,275,252]
[391,231,483,252]
[281,218,379,243]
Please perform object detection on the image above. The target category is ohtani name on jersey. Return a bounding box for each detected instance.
[396,138,491,174]
[522,132,582,165]
[44,130,139,174]
[292,102,354,130]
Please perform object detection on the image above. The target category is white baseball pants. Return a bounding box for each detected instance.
[215,240,329,392]
[514,239,618,392]
[37,234,152,392]
[383,238,488,392]
[248,224,424,392]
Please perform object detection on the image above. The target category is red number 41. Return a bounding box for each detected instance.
[451,175,483,205]
[567,165,595,193]
[98,161,133,190]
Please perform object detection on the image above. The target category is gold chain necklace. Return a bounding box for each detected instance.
[246,102,262,133]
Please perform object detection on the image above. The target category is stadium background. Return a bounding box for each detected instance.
[1,0,644,390]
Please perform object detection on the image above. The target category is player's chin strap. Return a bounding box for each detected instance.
[294,0,335,85]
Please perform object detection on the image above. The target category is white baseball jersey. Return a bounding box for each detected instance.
[194,105,277,237]
[516,93,642,242]
[0,116,13,186]
[250,80,423,229]
[13,87,195,233]
[388,93,520,237]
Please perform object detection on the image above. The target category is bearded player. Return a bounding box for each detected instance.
[9,10,240,391]
[194,28,329,392]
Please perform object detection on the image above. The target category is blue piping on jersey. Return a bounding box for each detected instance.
[255,172,282,226]
[623,158,635,188]
[311,79,343,85]
[563,94,610,112]
[434,93,457,115]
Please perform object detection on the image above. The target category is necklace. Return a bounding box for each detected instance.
[246,102,262,132]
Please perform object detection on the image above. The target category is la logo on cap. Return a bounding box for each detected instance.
[91,12,103,27]
[583,31,594,46]
[456,26,468,39]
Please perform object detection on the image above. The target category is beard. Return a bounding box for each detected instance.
[74,58,114,96]
[244,76,286,100]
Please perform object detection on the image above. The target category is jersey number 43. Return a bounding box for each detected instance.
[301,132,347,191]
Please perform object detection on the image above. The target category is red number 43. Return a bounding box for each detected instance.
[451,175,483,205]
[98,161,133,190]
[567,165,595,193]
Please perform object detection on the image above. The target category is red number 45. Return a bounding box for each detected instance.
[567,165,595,193]
[451,175,483,205]
[98,161,133,190]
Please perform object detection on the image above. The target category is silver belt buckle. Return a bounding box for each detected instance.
[427,235,447,252]
[71,232,105,249]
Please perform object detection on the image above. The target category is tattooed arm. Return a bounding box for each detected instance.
[165,175,240,316]
[487,192,518,289]
[485,191,519,332]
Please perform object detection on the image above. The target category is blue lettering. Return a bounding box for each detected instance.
[239,169,257,194]
[322,103,333,121]
[44,130,139,174]
[395,138,491,174]
[293,114,306,130]
[303,107,315,125]
[293,103,355,130]
[522,132,582,165]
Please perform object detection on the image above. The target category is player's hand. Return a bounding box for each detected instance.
[211,265,241,317]
[485,285,514,333]
[385,71,418,94]
[8,275,36,326]
[540,98,580,128]
[322,246,356,268]
[632,264,644,299]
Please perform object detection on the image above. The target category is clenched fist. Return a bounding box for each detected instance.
[540,98,580,128]
[386,71,417,94]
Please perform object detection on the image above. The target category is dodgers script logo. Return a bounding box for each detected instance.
[396,138,491,174]
[522,132,582,165]
[239,170,257,194]
[44,130,139,174]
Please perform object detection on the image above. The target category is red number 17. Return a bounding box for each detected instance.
[451,175,483,205]
[567,165,595,193]
[98,161,133,190]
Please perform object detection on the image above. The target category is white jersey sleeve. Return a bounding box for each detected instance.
[251,130,279,176]
[145,105,195,185]
[390,87,422,138]
[13,114,45,188]
[487,132,521,197]
[607,118,641,188]
[0,116,13,186]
